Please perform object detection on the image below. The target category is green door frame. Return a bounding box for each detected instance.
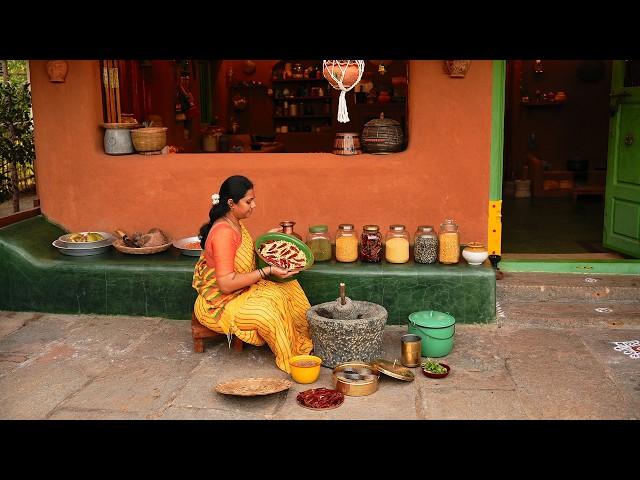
[489,60,640,275]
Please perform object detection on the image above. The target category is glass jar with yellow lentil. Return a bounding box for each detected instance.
[335,224,358,262]
[438,218,460,264]
[306,224,332,261]
[360,224,383,263]
[385,224,410,263]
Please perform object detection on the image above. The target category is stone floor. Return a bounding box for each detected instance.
[0,309,638,420]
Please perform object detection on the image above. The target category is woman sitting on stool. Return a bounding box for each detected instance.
[192,175,313,373]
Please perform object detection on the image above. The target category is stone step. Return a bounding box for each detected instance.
[496,300,640,329]
[497,272,640,304]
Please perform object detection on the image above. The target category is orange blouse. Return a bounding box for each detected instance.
[205,222,242,276]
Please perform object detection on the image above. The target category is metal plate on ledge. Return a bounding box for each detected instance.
[173,236,203,256]
[52,239,111,256]
[57,232,114,249]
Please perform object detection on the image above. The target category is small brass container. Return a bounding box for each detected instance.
[401,334,422,367]
[332,362,379,396]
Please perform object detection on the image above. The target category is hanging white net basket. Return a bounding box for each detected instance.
[322,60,365,123]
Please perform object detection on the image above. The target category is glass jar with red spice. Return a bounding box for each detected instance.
[360,225,382,263]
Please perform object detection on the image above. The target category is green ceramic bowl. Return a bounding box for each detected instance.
[254,232,314,283]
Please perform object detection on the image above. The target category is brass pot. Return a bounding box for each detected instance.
[332,362,379,396]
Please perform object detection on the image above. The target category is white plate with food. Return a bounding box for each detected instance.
[173,236,203,256]
[52,239,111,256]
[57,231,114,249]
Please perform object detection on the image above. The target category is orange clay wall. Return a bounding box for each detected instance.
[30,60,493,245]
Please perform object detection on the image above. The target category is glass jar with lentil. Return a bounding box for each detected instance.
[438,218,460,264]
[385,224,410,263]
[360,225,382,263]
[306,224,332,261]
[335,224,358,262]
[414,225,438,264]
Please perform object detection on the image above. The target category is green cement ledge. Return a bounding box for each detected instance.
[0,216,496,324]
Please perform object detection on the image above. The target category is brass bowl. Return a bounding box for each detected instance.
[332,361,379,396]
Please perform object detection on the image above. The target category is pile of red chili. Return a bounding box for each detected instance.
[259,240,306,270]
[296,388,344,410]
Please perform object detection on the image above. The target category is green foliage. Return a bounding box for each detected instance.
[0,66,35,202]
[7,60,28,82]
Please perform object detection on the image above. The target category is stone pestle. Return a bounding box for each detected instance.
[332,282,357,320]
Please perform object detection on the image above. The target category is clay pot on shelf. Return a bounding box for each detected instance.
[323,61,361,90]
[46,60,68,83]
[444,60,471,78]
[554,91,567,102]
[280,221,303,240]
[377,90,391,103]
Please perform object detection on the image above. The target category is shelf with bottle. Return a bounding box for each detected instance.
[273,115,332,119]
[274,123,332,134]
[520,99,566,107]
[273,96,332,101]
[520,90,567,107]
[274,98,332,121]
[272,78,328,83]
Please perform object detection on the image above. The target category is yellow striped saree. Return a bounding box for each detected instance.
[192,222,313,373]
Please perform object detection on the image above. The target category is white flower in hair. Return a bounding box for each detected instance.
[211,193,220,205]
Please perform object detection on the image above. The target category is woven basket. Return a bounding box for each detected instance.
[130,127,168,153]
[214,377,292,396]
[361,113,404,154]
[112,238,172,255]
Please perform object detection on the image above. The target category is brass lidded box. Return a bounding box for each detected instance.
[332,362,380,396]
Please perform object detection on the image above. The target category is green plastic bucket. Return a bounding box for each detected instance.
[407,310,455,358]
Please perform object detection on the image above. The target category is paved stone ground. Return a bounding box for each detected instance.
[0,309,638,420]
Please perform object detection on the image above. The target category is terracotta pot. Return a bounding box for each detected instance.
[323,61,361,90]
[444,60,471,78]
[46,60,68,83]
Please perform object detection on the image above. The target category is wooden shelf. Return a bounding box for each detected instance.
[273,96,331,101]
[272,78,328,83]
[521,100,566,107]
[273,115,332,119]
[276,131,333,135]
[353,102,406,108]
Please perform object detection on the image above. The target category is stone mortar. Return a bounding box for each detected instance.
[306,300,388,368]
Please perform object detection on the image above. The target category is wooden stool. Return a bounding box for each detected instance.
[191,311,243,353]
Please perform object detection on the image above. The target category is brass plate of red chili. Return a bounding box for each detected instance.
[254,232,314,271]
[296,388,344,410]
